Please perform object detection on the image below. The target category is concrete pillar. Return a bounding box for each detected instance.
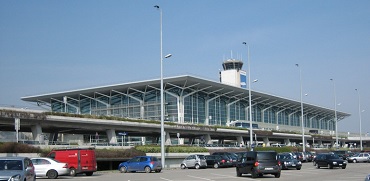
[317,140,323,148]
[141,137,146,146]
[49,132,59,142]
[236,136,244,146]
[106,129,117,144]
[31,124,42,142]
[284,138,291,146]
[204,134,212,144]
[165,131,172,145]
[263,137,270,147]
[178,138,184,145]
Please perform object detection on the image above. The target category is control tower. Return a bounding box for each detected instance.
[219,59,247,88]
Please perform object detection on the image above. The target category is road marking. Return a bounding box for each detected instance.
[187,175,215,181]
[160,177,174,181]
[210,173,261,181]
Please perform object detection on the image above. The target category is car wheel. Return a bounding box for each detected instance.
[315,164,320,169]
[214,163,219,168]
[155,169,161,173]
[296,167,301,170]
[180,164,186,169]
[47,170,58,179]
[275,172,281,178]
[119,166,127,173]
[342,166,346,169]
[353,159,357,163]
[236,168,242,177]
[144,166,151,173]
[251,169,258,178]
[69,168,77,177]
[85,172,93,176]
[328,163,333,169]
[195,164,200,169]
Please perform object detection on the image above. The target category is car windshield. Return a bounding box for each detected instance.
[327,154,340,159]
[198,155,205,159]
[352,153,360,157]
[278,154,292,159]
[0,160,23,170]
[257,152,277,160]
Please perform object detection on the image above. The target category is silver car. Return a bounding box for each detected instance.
[347,153,370,163]
[31,157,69,179]
[365,174,370,181]
[180,154,207,169]
[0,157,36,181]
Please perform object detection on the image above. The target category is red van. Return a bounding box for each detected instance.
[47,148,97,176]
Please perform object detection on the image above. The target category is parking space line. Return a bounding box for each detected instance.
[210,173,261,181]
[187,175,215,181]
[160,177,174,181]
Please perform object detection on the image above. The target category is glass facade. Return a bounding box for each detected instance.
[49,78,337,132]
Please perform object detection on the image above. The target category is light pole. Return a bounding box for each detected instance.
[243,42,253,150]
[154,5,172,168]
[330,79,339,149]
[355,88,363,151]
[296,64,305,152]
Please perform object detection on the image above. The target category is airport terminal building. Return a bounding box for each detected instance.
[22,59,350,143]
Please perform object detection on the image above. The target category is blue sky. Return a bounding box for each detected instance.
[1,1,369,133]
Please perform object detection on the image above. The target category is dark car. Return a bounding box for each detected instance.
[294,152,306,162]
[277,153,302,170]
[314,153,347,169]
[212,152,238,166]
[331,150,352,160]
[205,155,229,168]
[236,151,281,178]
[118,156,162,173]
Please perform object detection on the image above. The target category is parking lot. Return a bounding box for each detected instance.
[49,162,369,181]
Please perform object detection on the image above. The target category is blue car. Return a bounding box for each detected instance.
[118,156,162,173]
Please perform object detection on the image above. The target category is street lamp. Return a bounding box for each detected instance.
[355,88,363,151]
[242,42,253,150]
[330,79,339,149]
[296,64,305,152]
[155,5,172,169]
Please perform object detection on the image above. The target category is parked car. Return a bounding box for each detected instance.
[347,153,370,163]
[305,152,314,162]
[180,154,207,169]
[314,153,347,169]
[294,152,306,162]
[365,174,370,181]
[205,155,229,168]
[212,152,238,166]
[236,151,281,178]
[277,153,302,170]
[331,150,352,160]
[31,157,69,179]
[47,148,97,176]
[0,157,36,181]
[118,156,162,173]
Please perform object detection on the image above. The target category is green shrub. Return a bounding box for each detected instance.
[0,142,43,153]
[95,148,145,158]
[135,145,208,153]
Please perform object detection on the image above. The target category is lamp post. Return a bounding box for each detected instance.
[242,42,253,150]
[355,88,363,151]
[330,79,339,149]
[155,5,172,168]
[296,64,305,152]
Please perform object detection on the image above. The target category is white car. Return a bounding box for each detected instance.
[31,157,69,179]
[347,153,370,163]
